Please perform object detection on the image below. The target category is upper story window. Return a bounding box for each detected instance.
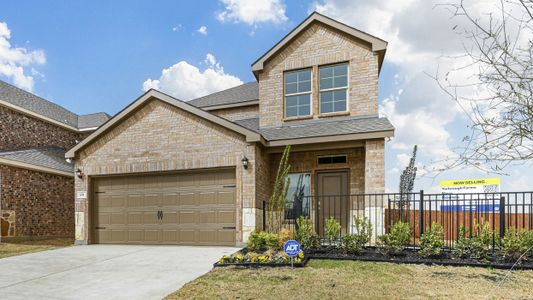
[319,63,348,114]
[284,69,312,118]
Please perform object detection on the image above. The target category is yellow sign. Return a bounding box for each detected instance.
[440,178,500,193]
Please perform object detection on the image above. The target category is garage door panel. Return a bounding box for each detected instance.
[179,230,195,243]
[179,193,196,205]
[162,211,178,224]
[127,212,142,225]
[219,210,236,224]
[199,192,217,205]
[218,191,235,205]
[179,211,196,224]
[94,168,236,245]
[199,211,216,223]
[199,230,217,243]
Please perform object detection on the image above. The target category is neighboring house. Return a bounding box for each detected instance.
[66,12,394,246]
[0,80,110,240]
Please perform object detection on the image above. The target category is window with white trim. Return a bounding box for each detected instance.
[284,69,312,118]
[319,63,348,114]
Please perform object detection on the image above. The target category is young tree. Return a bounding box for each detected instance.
[399,145,417,212]
[267,145,291,233]
[435,0,533,172]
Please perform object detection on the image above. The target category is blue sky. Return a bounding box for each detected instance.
[1,0,530,192]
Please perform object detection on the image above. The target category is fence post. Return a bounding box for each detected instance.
[499,196,505,239]
[263,201,266,231]
[419,190,424,237]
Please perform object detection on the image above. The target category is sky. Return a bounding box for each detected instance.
[0,0,531,192]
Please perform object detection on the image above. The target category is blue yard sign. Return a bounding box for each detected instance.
[284,240,301,257]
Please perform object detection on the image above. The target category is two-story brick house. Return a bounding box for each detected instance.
[66,12,394,246]
[0,80,109,240]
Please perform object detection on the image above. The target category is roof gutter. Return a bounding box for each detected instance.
[0,157,74,177]
[265,129,394,147]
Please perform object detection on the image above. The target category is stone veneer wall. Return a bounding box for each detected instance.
[73,99,258,244]
[364,139,385,194]
[0,106,83,151]
[0,165,74,238]
[258,22,379,127]
[210,104,259,121]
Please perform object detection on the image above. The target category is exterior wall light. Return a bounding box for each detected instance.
[75,168,83,179]
[241,156,249,170]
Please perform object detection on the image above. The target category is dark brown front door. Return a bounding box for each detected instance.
[316,171,349,236]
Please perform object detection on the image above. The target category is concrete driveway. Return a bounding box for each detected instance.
[0,245,238,300]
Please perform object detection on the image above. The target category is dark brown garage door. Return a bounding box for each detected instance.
[92,169,236,245]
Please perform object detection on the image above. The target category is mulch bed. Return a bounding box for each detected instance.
[306,247,533,270]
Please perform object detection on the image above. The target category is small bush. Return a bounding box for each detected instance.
[500,228,533,261]
[419,222,445,257]
[378,221,410,255]
[325,217,342,246]
[452,221,495,260]
[452,225,487,260]
[278,228,293,248]
[295,216,320,250]
[247,231,280,252]
[342,216,372,254]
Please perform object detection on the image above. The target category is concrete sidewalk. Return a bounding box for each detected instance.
[0,244,238,300]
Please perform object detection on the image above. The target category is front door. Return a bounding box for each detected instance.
[316,171,349,236]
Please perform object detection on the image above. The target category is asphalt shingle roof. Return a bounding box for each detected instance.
[0,80,110,129]
[189,82,258,108]
[78,112,112,129]
[0,147,73,173]
[255,116,394,141]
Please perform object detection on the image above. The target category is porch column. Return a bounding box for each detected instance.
[364,139,385,240]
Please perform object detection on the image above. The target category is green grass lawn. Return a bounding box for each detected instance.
[167,259,533,300]
[0,238,73,259]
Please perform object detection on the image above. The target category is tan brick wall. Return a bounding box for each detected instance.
[258,23,379,127]
[364,139,385,194]
[268,147,366,197]
[210,104,259,121]
[73,99,258,244]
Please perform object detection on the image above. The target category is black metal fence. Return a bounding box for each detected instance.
[263,191,533,250]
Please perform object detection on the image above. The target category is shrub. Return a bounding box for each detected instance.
[342,216,372,254]
[324,217,342,246]
[264,232,281,250]
[247,231,280,252]
[452,221,495,260]
[452,225,486,260]
[500,228,533,261]
[378,221,410,255]
[419,222,445,257]
[278,228,293,248]
[295,216,319,250]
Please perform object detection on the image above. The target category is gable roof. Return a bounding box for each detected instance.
[251,12,388,78]
[65,89,263,158]
[0,79,110,131]
[0,147,73,177]
[188,82,259,110]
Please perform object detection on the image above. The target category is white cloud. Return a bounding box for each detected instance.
[142,53,242,101]
[0,22,45,91]
[217,0,288,25]
[172,24,183,32]
[196,25,208,35]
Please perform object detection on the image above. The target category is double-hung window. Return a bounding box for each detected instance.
[284,69,312,118]
[319,63,348,114]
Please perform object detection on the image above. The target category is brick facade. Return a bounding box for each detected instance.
[0,106,84,151]
[74,99,260,244]
[210,104,259,121]
[258,23,379,127]
[0,165,74,238]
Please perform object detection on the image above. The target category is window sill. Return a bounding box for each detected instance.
[283,115,314,122]
[318,112,350,118]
